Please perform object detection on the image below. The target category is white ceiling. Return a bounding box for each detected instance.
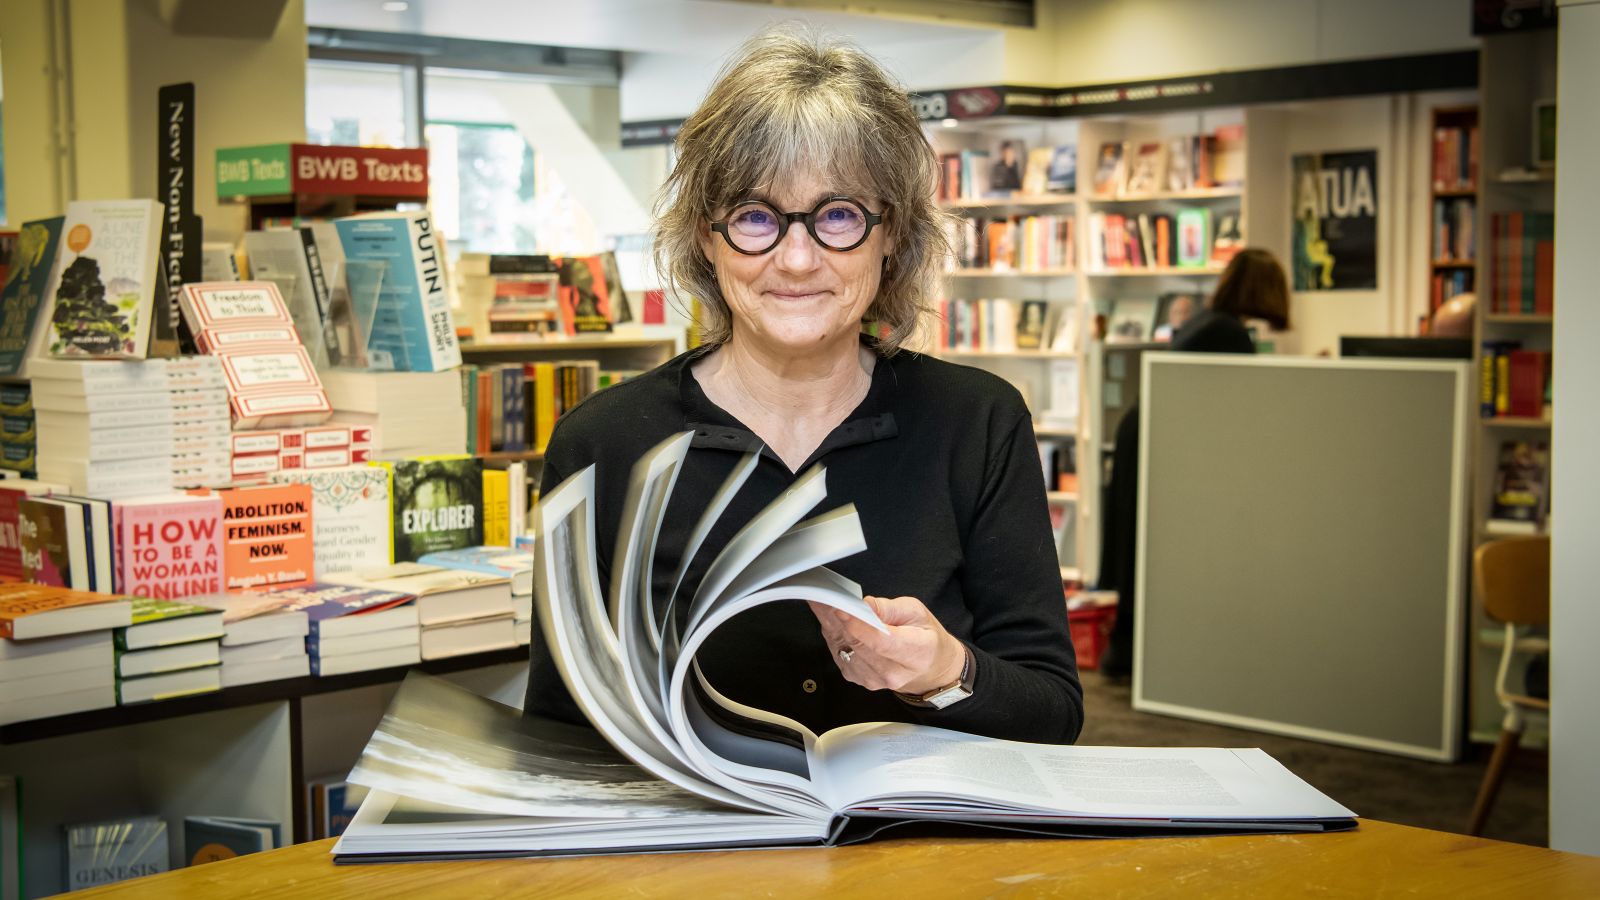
[304,0,996,54]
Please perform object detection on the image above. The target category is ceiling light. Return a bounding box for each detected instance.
[382,1,409,11]
[941,118,959,128]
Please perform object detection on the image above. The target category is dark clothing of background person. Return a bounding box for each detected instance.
[1098,309,1256,676]
[525,340,1085,745]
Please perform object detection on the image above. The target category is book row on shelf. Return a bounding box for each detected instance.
[1,771,364,890]
[1488,211,1555,315]
[1431,197,1477,262]
[1430,268,1475,313]
[1087,208,1240,271]
[1479,343,1550,421]
[949,214,1075,272]
[933,298,1077,355]
[1431,122,1480,193]
[1090,127,1245,199]
[463,360,639,456]
[933,124,1245,204]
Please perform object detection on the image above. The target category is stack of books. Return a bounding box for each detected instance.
[192,591,311,688]
[31,357,231,496]
[0,383,36,477]
[114,597,225,704]
[327,562,514,661]
[321,369,466,459]
[15,493,113,591]
[260,582,419,676]
[417,547,532,646]
[0,583,130,724]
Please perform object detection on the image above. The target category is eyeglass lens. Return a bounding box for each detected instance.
[725,199,870,253]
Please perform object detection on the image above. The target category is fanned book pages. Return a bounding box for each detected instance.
[333,434,1356,861]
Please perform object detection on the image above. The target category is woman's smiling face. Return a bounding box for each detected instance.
[700,169,890,355]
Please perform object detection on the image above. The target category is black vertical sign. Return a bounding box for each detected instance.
[158,82,201,354]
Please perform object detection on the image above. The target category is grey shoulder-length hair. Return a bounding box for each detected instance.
[653,28,950,354]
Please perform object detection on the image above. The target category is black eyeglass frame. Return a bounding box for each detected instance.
[709,196,885,255]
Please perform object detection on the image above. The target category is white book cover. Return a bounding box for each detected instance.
[269,465,392,577]
[419,614,516,660]
[311,643,420,677]
[241,231,334,370]
[222,653,309,688]
[0,684,115,725]
[220,634,307,663]
[40,200,165,360]
[0,664,114,702]
[116,639,220,678]
[116,664,220,704]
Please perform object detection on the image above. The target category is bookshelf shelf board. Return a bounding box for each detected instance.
[1433,188,1479,198]
[462,336,679,354]
[940,194,1078,209]
[948,268,1077,279]
[1087,266,1225,278]
[0,646,529,745]
[1481,416,1552,429]
[1085,187,1243,204]
[937,349,1080,360]
[1484,314,1553,325]
[478,449,545,462]
[1491,170,1555,185]
[1046,491,1079,504]
[1432,259,1476,268]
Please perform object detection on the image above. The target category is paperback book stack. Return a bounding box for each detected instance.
[31,357,231,496]
[0,583,129,724]
[114,597,225,704]
[420,544,532,640]
[328,562,514,661]
[322,369,465,459]
[176,281,333,430]
[258,582,419,676]
[0,384,36,477]
[193,591,311,687]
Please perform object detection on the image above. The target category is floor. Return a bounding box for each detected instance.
[1076,673,1548,847]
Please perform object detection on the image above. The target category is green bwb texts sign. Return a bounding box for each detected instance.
[215,144,292,198]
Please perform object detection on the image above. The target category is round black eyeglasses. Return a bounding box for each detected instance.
[710,197,884,255]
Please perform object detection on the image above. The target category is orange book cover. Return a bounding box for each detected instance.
[212,482,315,592]
[0,582,124,639]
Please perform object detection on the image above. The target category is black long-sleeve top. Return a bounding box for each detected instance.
[523,338,1084,744]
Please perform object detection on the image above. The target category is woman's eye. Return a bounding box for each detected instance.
[735,209,773,227]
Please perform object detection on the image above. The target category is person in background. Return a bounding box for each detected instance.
[1098,248,1292,678]
[526,29,1083,744]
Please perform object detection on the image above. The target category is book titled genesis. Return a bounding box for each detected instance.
[379,456,483,562]
[63,816,168,891]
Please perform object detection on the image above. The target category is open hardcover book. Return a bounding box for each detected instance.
[333,433,1355,861]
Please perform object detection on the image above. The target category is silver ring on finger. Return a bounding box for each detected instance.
[838,646,854,663]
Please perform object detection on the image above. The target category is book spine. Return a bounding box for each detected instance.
[404,214,462,372]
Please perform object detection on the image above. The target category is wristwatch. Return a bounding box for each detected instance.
[895,644,976,710]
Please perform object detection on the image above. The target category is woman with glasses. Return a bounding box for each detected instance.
[525,30,1083,744]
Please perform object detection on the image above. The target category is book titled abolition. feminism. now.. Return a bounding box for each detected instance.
[331,433,1356,861]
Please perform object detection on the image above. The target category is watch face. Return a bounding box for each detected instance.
[927,684,972,710]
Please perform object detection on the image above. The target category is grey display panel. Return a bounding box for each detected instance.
[1133,354,1470,761]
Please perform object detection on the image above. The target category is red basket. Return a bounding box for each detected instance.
[1067,604,1116,672]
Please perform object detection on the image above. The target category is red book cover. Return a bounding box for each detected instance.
[0,485,53,582]
[1507,350,1546,419]
[209,482,315,592]
[1535,240,1554,315]
[1507,212,1524,315]
[117,495,225,599]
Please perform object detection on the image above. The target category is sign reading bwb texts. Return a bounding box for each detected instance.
[216,144,429,199]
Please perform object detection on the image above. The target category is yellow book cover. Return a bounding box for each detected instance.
[482,469,509,547]
[532,362,557,453]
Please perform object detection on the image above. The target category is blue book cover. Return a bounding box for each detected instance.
[333,213,461,372]
[257,582,414,637]
[418,546,532,595]
[0,216,66,376]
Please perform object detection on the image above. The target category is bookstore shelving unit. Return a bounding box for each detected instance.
[1427,105,1480,318]
[923,115,1089,583]
[1467,25,1558,744]
[922,106,1258,590]
[0,648,528,898]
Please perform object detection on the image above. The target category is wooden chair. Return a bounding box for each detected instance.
[1467,536,1550,836]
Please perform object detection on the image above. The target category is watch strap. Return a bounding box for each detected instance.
[895,643,976,708]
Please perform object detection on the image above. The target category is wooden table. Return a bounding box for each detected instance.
[72,820,1600,898]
